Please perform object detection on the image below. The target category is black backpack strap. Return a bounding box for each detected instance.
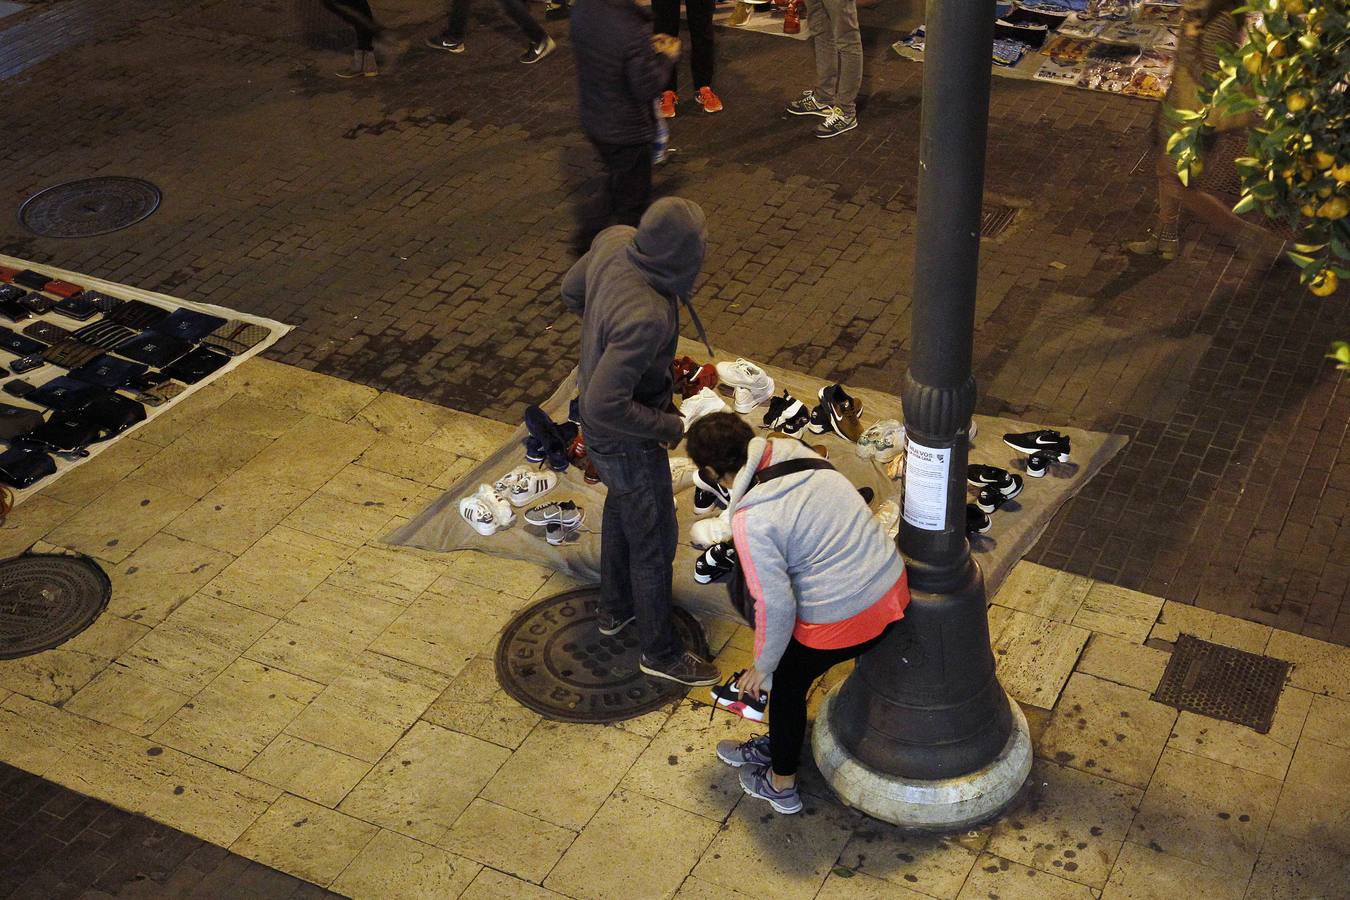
[748,457,834,489]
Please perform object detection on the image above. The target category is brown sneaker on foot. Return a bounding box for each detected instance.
[641,650,720,687]
[1124,229,1178,260]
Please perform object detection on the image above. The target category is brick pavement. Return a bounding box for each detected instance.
[0,0,1345,646]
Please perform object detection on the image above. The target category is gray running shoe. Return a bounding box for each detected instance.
[739,764,803,814]
[716,733,771,767]
[524,499,583,528]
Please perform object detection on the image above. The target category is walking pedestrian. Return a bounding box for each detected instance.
[571,0,681,249]
[560,197,721,689]
[783,0,862,138]
[322,0,385,77]
[425,0,555,64]
[652,0,723,117]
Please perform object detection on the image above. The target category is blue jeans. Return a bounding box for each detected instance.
[587,438,682,663]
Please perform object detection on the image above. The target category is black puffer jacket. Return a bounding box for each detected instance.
[570,0,674,146]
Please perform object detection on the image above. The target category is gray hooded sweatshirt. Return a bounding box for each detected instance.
[729,437,905,690]
[561,198,707,446]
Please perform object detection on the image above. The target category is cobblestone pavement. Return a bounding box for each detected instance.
[0,0,1346,644]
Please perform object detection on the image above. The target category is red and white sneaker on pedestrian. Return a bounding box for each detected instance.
[659,90,678,119]
[696,86,723,113]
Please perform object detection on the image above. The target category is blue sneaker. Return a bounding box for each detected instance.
[739,764,803,814]
[716,734,771,768]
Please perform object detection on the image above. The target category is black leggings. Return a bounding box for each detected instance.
[769,625,891,777]
[651,0,716,92]
[323,0,381,51]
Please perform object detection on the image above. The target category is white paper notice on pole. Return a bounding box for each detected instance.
[902,440,951,530]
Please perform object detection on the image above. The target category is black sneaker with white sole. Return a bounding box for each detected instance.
[425,33,465,52]
[975,484,1015,514]
[967,464,1023,497]
[762,391,811,436]
[692,469,730,512]
[709,670,767,722]
[693,541,737,584]
[640,650,720,687]
[596,610,635,636]
[966,503,991,535]
[1003,429,1070,462]
[1025,450,1054,478]
[519,35,555,64]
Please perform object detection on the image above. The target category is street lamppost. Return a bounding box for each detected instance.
[812,0,1032,828]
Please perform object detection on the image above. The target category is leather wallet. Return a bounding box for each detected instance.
[2,380,36,399]
[44,280,84,298]
[70,391,146,437]
[71,355,147,389]
[203,320,270,356]
[0,297,30,323]
[83,291,122,313]
[0,327,47,356]
[116,331,191,368]
[22,321,72,345]
[161,345,230,384]
[13,270,51,291]
[0,444,56,489]
[0,402,44,440]
[108,299,170,329]
[0,266,20,283]
[42,339,105,370]
[19,293,55,315]
[11,354,44,375]
[0,284,23,302]
[73,319,137,350]
[28,376,98,411]
[136,379,186,407]
[152,308,227,342]
[18,415,100,456]
[53,295,98,321]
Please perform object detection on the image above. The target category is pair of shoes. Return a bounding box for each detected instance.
[1004,429,1071,478]
[709,670,767,721]
[596,608,636,636]
[640,649,720,686]
[728,1,754,26]
[336,49,379,78]
[681,387,729,430]
[519,35,556,65]
[524,405,576,471]
[785,89,832,117]
[716,744,803,814]
[459,484,515,535]
[692,467,730,515]
[1124,229,1179,260]
[693,540,737,584]
[524,499,585,544]
[495,466,558,507]
[716,358,775,412]
[857,419,905,462]
[816,108,858,139]
[968,464,1023,513]
[425,33,465,53]
[783,0,802,33]
[690,510,732,547]
[696,86,723,113]
[673,356,719,399]
[762,391,812,436]
[563,430,600,484]
[808,384,863,441]
[659,90,678,119]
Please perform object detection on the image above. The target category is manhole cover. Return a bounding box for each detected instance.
[0,554,111,660]
[495,587,710,724]
[1152,634,1290,733]
[981,204,1019,238]
[19,177,162,238]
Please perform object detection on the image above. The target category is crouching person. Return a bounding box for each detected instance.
[685,412,909,813]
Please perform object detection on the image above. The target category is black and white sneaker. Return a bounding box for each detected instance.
[519,35,555,64]
[975,484,1015,514]
[815,108,858,139]
[692,468,730,513]
[524,499,584,528]
[1003,429,1070,462]
[966,503,991,535]
[694,541,737,584]
[597,610,636,636]
[1025,450,1055,478]
[710,670,768,722]
[762,391,811,436]
[425,33,465,53]
[967,464,1023,498]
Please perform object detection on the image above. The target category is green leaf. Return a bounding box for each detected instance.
[1287,252,1317,268]
[1233,194,1261,215]
[832,867,856,879]
[1293,242,1329,253]
[1329,342,1350,371]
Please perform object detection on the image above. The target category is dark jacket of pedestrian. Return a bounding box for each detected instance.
[570,0,675,146]
[560,197,705,446]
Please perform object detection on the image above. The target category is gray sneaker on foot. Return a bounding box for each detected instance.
[716,734,771,767]
[739,764,803,814]
[785,89,831,117]
[816,108,857,138]
[640,650,719,687]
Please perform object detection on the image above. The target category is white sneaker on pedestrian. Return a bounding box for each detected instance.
[681,387,730,431]
[716,358,775,413]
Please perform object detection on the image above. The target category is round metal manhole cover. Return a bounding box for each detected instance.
[19,177,162,238]
[0,554,111,660]
[495,587,710,724]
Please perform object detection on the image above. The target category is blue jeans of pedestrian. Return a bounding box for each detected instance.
[586,438,682,664]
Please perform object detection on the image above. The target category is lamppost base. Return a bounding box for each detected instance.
[812,691,1032,832]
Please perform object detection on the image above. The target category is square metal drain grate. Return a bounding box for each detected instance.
[1152,634,1289,733]
[980,204,1019,238]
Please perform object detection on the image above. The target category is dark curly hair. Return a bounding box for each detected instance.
[686,412,755,480]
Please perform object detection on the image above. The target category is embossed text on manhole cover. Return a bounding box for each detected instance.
[1152,634,1289,733]
[19,177,162,238]
[0,554,111,659]
[495,587,709,724]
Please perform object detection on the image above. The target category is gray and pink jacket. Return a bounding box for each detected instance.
[729,437,905,690]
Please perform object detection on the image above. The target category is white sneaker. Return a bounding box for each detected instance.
[477,483,515,527]
[681,387,730,431]
[873,499,899,540]
[670,456,699,492]
[460,484,514,536]
[494,465,532,495]
[691,510,732,548]
[857,420,906,462]
[504,469,557,507]
[716,359,774,412]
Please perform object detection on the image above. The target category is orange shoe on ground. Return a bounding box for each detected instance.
[659,90,677,118]
[696,86,723,113]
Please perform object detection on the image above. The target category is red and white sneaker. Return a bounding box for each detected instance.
[696,86,723,113]
[710,670,767,722]
[659,90,677,118]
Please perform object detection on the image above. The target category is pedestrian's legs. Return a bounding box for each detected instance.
[828,0,862,116]
[807,0,835,104]
[685,0,716,89]
[597,481,634,623]
[323,0,379,49]
[446,0,472,40]
[596,141,653,228]
[651,0,682,92]
[498,0,546,44]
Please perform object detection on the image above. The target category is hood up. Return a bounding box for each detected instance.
[628,197,714,355]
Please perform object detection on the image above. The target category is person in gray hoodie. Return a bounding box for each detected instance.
[686,413,909,814]
[561,197,720,688]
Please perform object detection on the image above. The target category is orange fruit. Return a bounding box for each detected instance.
[1309,269,1338,297]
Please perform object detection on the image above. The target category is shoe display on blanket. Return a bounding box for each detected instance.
[691,510,732,548]
[812,384,863,441]
[967,464,1023,499]
[1003,429,1070,462]
[976,483,1018,514]
[762,391,811,436]
[524,405,573,471]
[693,540,737,584]
[692,467,731,514]
[710,669,767,722]
[681,387,730,431]
[524,499,584,528]
[857,419,905,462]
[497,466,558,507]
[966,503,991,535]
[459,484,515,536]
[715,358,775,413]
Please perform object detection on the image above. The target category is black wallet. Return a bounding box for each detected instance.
[0,285,23,302]
[0,402,44,440]
[71,355,148,389]
[3,379,35,399]
[11,354,45,374]
[0,444,56,489]
[161,345,230,384]
[108,299,170,329]
[0,297,31,323]
[27,376,98,412]
[152,308,227,342]
[116,331,191,368]
[22,321,71,345]
[73,319,138,350]
[53,295,98,321]
[70,391,146,437]
[18,415,100,457]
[12,270,50,291]
[0,327,47,357]
[82,291,123,314]
[19,293,55,315]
